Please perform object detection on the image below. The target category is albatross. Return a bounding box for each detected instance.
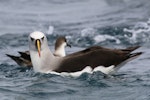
[6,36,71,67]
[29,31,143,75]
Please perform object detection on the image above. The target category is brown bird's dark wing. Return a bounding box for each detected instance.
[18,51,31,61]
[6,54,32,67]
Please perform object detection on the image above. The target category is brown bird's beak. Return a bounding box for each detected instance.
[67,43,71,48]
[36,39,41,57]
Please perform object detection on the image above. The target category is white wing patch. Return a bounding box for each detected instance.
[93,65,115,75]
[46,65,117,77]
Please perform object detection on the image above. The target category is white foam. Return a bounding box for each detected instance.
[93,35,106,42]
[94,34,121,44]
[81,27,96,37]
[47,26,54,35]
[124,19,150,43]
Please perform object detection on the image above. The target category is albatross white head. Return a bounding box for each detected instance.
[29,31,59,73]
[29,31,47,57]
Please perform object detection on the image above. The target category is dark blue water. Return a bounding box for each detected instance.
[0,0,150,99]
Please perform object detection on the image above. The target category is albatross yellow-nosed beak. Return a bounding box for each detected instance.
[36,39,41,57]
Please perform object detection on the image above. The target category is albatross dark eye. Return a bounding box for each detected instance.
[41,36,44,41]
[31,37,34,41]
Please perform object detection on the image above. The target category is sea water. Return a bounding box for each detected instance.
[0,0,150,100]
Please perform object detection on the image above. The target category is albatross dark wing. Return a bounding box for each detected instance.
[55,46,143,73]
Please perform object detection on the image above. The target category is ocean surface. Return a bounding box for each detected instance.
[0,0,150,100]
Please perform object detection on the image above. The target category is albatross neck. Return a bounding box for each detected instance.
[30,45,61,73]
